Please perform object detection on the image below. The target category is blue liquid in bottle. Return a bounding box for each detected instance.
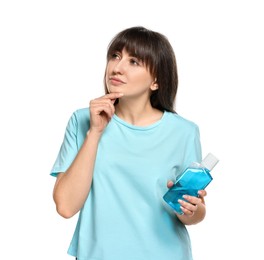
[163,153,219,214]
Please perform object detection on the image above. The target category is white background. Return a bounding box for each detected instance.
[1,0,263,259]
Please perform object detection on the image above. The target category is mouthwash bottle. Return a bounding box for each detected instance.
[163,153,219,214]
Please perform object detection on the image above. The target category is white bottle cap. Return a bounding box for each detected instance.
[201,153,219,171]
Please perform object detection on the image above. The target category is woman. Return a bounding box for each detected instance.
[51,26,207,260]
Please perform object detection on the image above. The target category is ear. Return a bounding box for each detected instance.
[150,79,158,91]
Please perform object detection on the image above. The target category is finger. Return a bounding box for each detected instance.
[198,190,207,197]
[197,190,207,204]
[180,205,197,216]
[182,195,202,205]
[178,199,198,216]
[90,103,114,120]
[167,180,174,188]
[97,92,124,103]
[90,99,115,112]
[90,96,117,115]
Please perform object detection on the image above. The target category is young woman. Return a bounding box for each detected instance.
[51,26,207,260]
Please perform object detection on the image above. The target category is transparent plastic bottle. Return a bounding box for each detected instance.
[163,153,219,214]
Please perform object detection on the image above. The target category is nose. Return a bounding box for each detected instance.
[113,58,126,74]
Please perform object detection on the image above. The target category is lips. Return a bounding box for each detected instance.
[109,77,125,85]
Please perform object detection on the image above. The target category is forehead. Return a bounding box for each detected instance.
[107,31,157,75]
[108,33,153,57]
[110,45,141,58]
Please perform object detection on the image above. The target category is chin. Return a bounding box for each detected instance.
[108,87,123,94]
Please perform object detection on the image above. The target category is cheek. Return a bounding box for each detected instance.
[105,64,111,75]
[135,74,153,87]
[106,61,114,74]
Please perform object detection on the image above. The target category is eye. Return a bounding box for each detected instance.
[130,58,140,66]
[111,52,121,60]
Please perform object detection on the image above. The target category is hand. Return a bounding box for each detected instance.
[178,192,205,216]
[167,181,207,216]
[89,92,123,134]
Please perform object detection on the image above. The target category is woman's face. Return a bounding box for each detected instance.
[105,49,157,99]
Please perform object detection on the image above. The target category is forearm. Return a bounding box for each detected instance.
[53,130,101,218]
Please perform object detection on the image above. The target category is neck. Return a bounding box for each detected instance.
[115,98,163,126]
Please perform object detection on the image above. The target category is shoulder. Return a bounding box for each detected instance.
[66,107,90,132]
[73,107,90,121]
[165,111,199,132]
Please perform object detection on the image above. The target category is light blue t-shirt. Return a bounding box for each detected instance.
[51,108,202,260]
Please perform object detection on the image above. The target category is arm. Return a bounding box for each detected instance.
[53,130,101,219]
[53,92,123,219]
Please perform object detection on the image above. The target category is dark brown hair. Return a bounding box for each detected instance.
[104,26,178,113]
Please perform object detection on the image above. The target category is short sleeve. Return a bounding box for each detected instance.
[178,123,202,176]
[185,124,202,167]
[50,112,79,177]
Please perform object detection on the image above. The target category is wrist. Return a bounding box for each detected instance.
[86,129,103,140]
